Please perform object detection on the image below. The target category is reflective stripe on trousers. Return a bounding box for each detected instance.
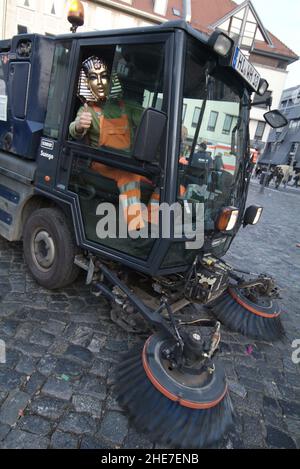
[118,180,145,231]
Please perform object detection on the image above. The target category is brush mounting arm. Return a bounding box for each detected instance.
[97,262,176,340]
[228,272,279,298]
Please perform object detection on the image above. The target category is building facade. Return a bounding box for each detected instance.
[0,0,298,149]
[260,85,300,169]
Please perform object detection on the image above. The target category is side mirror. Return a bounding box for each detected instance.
[243,205,263,227]
[264,110,288,129]
[132,108,167,163]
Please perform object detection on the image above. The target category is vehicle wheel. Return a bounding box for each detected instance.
[23,207,80,290]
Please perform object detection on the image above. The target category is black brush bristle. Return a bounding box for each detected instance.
[115,347,234,449]
[211,292,285,341]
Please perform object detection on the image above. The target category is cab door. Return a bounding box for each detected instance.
[60,32,172,268]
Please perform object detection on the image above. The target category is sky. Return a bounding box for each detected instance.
[236,0,300,88]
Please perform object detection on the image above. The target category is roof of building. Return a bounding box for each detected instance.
[281,85,300,101]
[111,0,298,61]
[260,138,300,165]
[283,85,300,93]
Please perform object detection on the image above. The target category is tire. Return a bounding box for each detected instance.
[23,207,80,290]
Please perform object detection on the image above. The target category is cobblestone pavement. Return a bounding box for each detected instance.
[0,182,299,449]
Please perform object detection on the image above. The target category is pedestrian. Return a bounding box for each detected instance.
[274,166,284,189]
[214,152,224,171]
[293,173,300,187]
[266,168,275,187]
[255,165,262,178]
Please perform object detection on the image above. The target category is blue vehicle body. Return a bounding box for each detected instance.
[0,34,54,159]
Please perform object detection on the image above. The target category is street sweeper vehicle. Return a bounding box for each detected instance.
[0,9,288,448]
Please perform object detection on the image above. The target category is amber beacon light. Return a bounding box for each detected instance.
[67,0,85,33]
[216,207,239,232]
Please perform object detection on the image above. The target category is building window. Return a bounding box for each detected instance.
[254,121,266,140]
[287,143,299,165]
[207,111,218,132]
[265,142,272,153]
[153,0,168,16]
[222,114,234,135]
[192,107,201,127]
[241,19,258,48]
[289,143,299,155]
[44,0,63,17]
[219,8,266,50]
[17,0,36,9]
[44,41,72,138]
[272,142,281,152]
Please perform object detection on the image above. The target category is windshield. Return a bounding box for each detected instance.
[178,39,246,232]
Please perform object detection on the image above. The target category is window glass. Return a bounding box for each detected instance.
[0,58,8,122]
[289,119,300,130]
[17,25,28,34]
[44,41,72,138]
[207,111,218,132]
[17,0,36,9]
[68,42,165,156]
[179,38,243,234]
[68,42,166,258]
[9,62,30,119]
[44,0,63,16]
[0,61,5,91]
[192,106,201,127]
[222,114,234,135]
[254,121,266,139]
[289,142,299,155]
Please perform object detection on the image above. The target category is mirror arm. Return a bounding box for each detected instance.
[250,95,273,109]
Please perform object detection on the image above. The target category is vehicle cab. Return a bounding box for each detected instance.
[0,21,284,277]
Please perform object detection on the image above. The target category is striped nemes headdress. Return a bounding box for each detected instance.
[77,55,123,103]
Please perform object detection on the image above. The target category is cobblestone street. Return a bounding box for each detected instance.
[0,182,299,449]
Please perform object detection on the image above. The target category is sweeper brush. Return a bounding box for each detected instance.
[210,285,284,341]
[116,332,234,449]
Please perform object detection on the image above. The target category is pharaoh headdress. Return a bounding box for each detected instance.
[77,55,123,103]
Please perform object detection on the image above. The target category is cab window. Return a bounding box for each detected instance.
[44,41,72,139]
[67,41,166,259]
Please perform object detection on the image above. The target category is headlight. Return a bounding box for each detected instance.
[243,205,263,226]
[257,79,269,96]
[216,207,239,231]
[208,31,234,57]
